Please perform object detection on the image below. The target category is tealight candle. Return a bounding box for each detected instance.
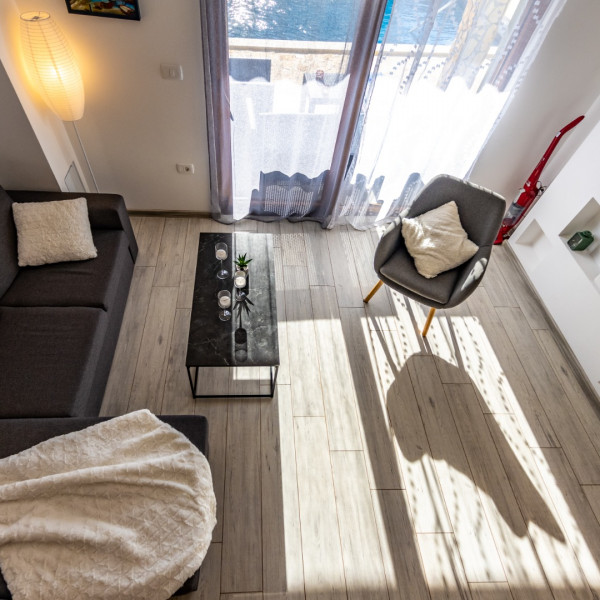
[235,275,246,288]
[215,249,227,260]
[218,294,231,308]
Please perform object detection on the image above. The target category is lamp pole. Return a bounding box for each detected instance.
[72,121,99,193]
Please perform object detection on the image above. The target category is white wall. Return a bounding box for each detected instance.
[470,0,600,395]
[50,0,207,211]
[2,0,210,211]
[470,0,600,199]
[509,111,600,396]
[0,58,57,189]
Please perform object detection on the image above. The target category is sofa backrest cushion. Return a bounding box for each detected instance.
[0,187,19,298]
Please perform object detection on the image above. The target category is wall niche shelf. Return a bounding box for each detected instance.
[559,197,600,290]
[514,218,552,270]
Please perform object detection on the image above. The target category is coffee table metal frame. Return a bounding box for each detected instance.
[186,364,279,399]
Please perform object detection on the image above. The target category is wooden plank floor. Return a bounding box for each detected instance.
[102,217,600,600]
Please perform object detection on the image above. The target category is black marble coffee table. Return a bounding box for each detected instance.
[186,232,279,398]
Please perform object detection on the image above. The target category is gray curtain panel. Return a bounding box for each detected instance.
[316,0,389,227]
[200,0,234,223]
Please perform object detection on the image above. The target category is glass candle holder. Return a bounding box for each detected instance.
[217,290,232,321]
[215,242,229,279]
[234,269,247,300]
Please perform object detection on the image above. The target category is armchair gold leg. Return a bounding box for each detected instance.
[364,280,384,303]
[422,307,436,337]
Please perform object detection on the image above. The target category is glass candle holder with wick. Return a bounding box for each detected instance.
[234,269,247,300]
[217,290,232,321]
[215,242,229,280]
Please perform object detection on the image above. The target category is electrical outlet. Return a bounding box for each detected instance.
[176,163,195,174]
[160,64,183,80]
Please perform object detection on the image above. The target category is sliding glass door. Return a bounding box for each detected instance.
[201,0,387,223]
[227,0,382,221]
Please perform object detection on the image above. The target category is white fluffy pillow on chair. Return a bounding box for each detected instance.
[401,201,478,279]
[12,198,97,267]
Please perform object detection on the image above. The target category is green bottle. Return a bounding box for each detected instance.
[567,230,594,251]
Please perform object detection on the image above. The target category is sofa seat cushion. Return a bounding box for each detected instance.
[0,230,130,311]
[0,306,108,418]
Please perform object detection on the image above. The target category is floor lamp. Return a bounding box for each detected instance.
[20,11,99,193]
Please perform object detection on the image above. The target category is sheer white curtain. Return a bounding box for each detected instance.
[230,66,350,221]
[333,0,567,229]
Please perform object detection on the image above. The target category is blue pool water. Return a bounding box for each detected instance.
[228,0,466,45]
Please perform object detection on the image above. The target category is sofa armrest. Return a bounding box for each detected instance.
[7,191,138,262]
[87,195,138,262]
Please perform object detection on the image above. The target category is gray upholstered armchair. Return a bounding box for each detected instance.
[364,174,506,336]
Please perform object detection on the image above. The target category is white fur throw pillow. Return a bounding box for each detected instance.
[401,201,478,279]
[12,198,97,267]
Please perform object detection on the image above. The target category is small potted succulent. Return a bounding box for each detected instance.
[234,253,253,272]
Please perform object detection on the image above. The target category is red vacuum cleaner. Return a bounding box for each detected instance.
[494,115,585,244]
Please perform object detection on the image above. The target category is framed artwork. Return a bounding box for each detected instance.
[65,1,141,21]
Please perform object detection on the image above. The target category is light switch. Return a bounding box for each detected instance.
[160,63,183,80]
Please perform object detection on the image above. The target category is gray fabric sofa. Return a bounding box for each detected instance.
[0,189,210,597]
[0,187,138,418]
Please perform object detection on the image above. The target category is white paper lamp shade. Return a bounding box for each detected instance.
[20,11,84,122]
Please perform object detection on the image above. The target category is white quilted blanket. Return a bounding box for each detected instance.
[0,410,216,600]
